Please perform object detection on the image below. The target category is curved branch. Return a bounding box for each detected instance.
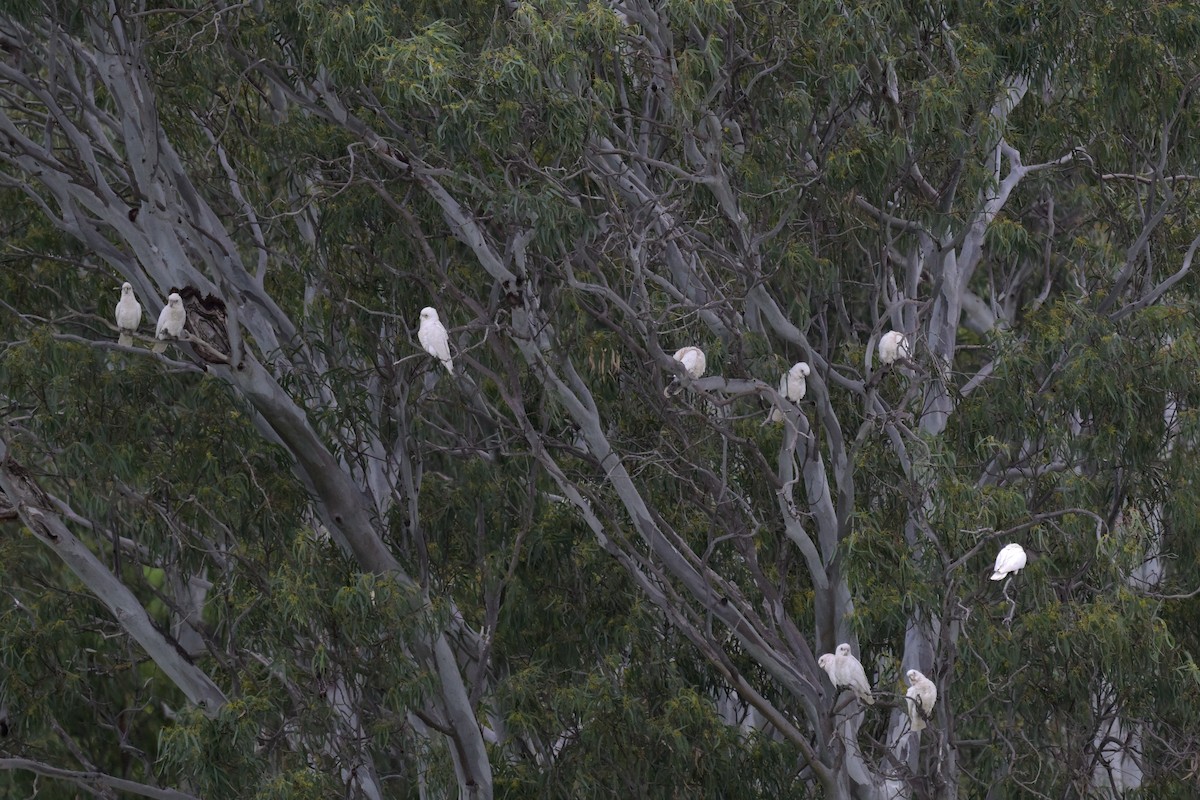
[0,439,229,715]
[0,758,200,800]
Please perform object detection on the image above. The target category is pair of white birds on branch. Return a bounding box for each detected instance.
[668,332,903,411]
[818,643,938,733]
[114,283,186,353]
[665,346,813,416]
[818,643,875,706]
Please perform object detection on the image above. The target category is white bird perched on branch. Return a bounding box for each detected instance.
[818,643,875,705]
[768,361,810,423]
[991,542,1027,581]
[115,282,141,347]
[878,330,910,365]
[418,306,454,375]
[664,346,706,396]
[905,669,937,732]
[153,293,186,353]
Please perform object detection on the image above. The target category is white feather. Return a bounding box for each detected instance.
[768,362,810,422]
[418,306,454,374]
[672,346,706,379]
[905,669,937,732]
[153,293,186,353]
[664,346,706,397]
[115,282,141,347]
[990,542,1027,581]
[878,331,910,365]
[818,644,874,705]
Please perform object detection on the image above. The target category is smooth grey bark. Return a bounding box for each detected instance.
[271,71,854,797]
[3,3,1195,798]
[0,438,230,716]
[251,23,924,800]
[0,11,494,799]
[324,674,385,800]
[0,757,200,800]
[165,570,210,658]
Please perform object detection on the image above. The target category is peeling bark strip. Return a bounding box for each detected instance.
[0,440,229,715]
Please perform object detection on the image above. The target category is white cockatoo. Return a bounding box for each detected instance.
[115,282,141,347]
[673,346,706,378]
[418,306,454,374]
[817,643,875,705]
[153,293,186,353]
[665,346,706,396]
[905,669,937,732]
[768,361,811,423]
[878,330,910,365]
[990,542,1028,581]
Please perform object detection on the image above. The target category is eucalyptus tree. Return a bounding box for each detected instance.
[1,1,1199,799]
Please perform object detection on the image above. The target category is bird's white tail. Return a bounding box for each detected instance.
[909,699,926,731]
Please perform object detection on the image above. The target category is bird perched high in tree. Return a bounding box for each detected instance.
[816,642,873,705]
[665,346,706,397]
[153,293,186,353]
[878,331,910,365]
[418,306,454,375]
[817,643,875,705]
[767,361,810,422]
[905,669,937,732]
[114,282,141,347]
[991,543,1028,581]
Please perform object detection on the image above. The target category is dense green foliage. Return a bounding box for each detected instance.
[1,1,1200,798]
